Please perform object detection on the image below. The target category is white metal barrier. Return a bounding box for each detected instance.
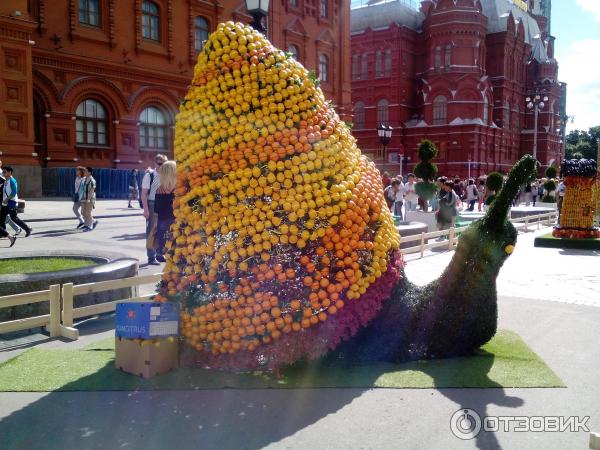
[400,211,558,255]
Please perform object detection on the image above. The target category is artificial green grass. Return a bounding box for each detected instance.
[0,257,99,275]
[0,330,564,391]
[534,233,600,250]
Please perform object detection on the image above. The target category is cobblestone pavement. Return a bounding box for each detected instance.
[404,226,600,307]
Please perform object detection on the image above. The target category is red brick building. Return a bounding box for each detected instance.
[351,0,563,177]
[0,0,351,195]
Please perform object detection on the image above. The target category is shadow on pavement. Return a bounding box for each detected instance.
[424,350,524,450]
[113,233,146,241]
[31,229,81,237]
[0,344,523,449]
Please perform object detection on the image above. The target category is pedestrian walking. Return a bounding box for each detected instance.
[530,180,538,206]
[141,154,167,265]
[381,171,391,189]
[385,178,405,219]
[127,169,140,209]
[0,166,32,246]
[79,167,98,232]
[73,166,85,228]
[436,181,458,232]
[154,161,177,263]
[404,173,419,212]
[557,179,566,216]
[476,179,486,212]
[0,160,22,235]
[465,179,478,211]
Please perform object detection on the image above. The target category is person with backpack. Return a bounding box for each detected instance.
[141,154,167,265]
[0,166,32,246]
[0,160,22,236]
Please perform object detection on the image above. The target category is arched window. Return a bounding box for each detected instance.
[352,54,359,80]
[361,52,368,79]
[432,95,447,125]
[194,16,209,52]
[76,99,108,145]
[79,0,100,26]
[514,104,520,130]
[287,44,299,60]
[354,102,365,130]
[377,99,389,125]
[504,100,511,129]
[434,46,441,69]
[384,49,392,77]
[483,96,489,125]
[142,1,160,41]
[140,106,167,150]
[445,44,452,67]
[318,54,329,82]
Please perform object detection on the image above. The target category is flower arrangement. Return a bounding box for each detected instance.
[156,22,401,370]
[553,159,599,239]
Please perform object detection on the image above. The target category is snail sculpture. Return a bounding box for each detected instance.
[158,22,537,371]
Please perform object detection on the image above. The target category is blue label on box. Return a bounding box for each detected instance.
[115,302,179,339]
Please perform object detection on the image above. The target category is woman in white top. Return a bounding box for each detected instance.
[465,179,478,211]
[73,166,85,228]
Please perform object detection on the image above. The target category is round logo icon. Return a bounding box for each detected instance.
[450,408,482,440]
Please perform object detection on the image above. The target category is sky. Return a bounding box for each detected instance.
[553,0,600,133]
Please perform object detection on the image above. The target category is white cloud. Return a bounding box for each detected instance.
[557,39,600,132]
[576,0,600,22]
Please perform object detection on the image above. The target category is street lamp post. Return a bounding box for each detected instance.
[468,157,471,179]
[245,0,270,34]
[526,93,548,161]
[377,123,393,173]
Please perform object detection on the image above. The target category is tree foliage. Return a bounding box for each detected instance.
[545,166,557,179]
[417,139,438,162]
[485,172,504,192]
[565,126,599,161]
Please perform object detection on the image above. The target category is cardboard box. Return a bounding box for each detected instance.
[115,301,179,339]
[115,336,179,379]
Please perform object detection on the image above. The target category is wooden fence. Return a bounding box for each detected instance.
[0,285,76,339]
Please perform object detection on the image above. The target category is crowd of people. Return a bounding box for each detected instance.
[69,154,177,266]
[381,171,563,231]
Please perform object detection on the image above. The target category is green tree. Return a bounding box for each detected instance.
[414,140,439,211]
[564,127,598,161]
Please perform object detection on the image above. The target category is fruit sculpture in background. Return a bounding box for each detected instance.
[158,22,537,372]
[553,159,599,239]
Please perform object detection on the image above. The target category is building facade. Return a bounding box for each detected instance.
[351,0,563,177]
[0,0,351,195]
